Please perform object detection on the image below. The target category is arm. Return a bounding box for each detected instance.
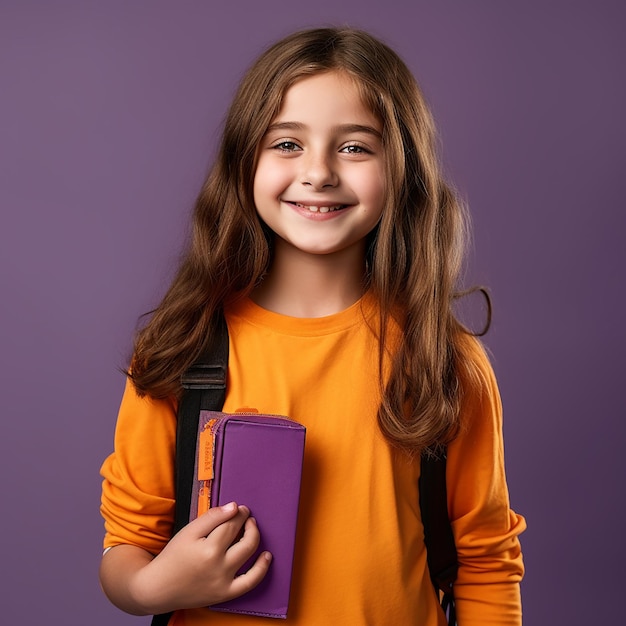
[99,380,271,615]
[99,503,271,615]
[446,338,526,625]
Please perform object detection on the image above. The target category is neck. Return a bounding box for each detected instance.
[251,239,367,317]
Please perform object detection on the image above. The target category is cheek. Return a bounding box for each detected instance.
[360,166,386,211]
[253,164,284,222]
[253,158,290,199]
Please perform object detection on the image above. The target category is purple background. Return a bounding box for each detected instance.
[1,1,624,624]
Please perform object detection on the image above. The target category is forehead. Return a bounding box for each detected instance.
[272,71,381,129]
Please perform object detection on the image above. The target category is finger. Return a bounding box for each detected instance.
[202,505,250,551]
[229,551,273,598]
[225,516,261,566]
[185,502,240,539]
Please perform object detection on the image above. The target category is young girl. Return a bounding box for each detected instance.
[100,28,525,626]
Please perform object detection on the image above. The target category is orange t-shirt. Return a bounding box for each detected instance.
[100,294,525,625]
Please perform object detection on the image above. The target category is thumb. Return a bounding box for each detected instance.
[183,501,240,538]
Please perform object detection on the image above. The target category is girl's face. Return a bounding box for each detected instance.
[253,71,385,261]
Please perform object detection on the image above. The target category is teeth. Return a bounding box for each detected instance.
[295,202,344,213]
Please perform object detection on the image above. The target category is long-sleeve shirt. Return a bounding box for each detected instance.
[100,293,525,625]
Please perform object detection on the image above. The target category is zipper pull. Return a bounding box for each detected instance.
[198,419,217,481]
[197,418,218,515]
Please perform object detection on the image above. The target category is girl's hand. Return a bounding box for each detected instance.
[137,502,272,612]
[100,502,272,615]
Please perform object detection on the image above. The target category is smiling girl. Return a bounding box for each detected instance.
[100,28,525,626]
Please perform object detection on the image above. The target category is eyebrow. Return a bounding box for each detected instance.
[266,121,382,138]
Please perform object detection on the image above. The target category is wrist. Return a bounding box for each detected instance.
[130,558,177,616]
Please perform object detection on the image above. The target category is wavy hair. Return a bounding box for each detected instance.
[130,27,484,452]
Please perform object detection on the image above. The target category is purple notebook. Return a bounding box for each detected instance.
[190,411,306,619]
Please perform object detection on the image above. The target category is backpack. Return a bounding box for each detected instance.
[152,313,458,625]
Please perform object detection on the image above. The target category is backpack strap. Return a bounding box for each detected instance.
[419,450,458,626]
[151,313,229,626]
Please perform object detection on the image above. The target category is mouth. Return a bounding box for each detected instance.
[287,201,349,214]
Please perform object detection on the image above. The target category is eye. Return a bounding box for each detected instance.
[271,141,302,153]
[340,143,371,155]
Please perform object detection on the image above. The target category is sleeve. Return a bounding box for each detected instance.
[445,337,526,626]
[99,378,178,554]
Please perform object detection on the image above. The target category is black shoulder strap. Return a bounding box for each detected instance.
[151,313,229,626]
[173,313,229,536]
[419,451,458,626]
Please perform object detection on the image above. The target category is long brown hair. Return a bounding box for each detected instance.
[130,27,483,453]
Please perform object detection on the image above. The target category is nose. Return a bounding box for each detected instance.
[300,151,338,189]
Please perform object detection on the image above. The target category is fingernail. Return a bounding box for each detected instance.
[238,505,250,515]
[263,552,272,562]
[223,502,237,512]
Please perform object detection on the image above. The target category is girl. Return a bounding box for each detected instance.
[100,28,525,626]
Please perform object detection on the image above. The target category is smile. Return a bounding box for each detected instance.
[289,202,348,213]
